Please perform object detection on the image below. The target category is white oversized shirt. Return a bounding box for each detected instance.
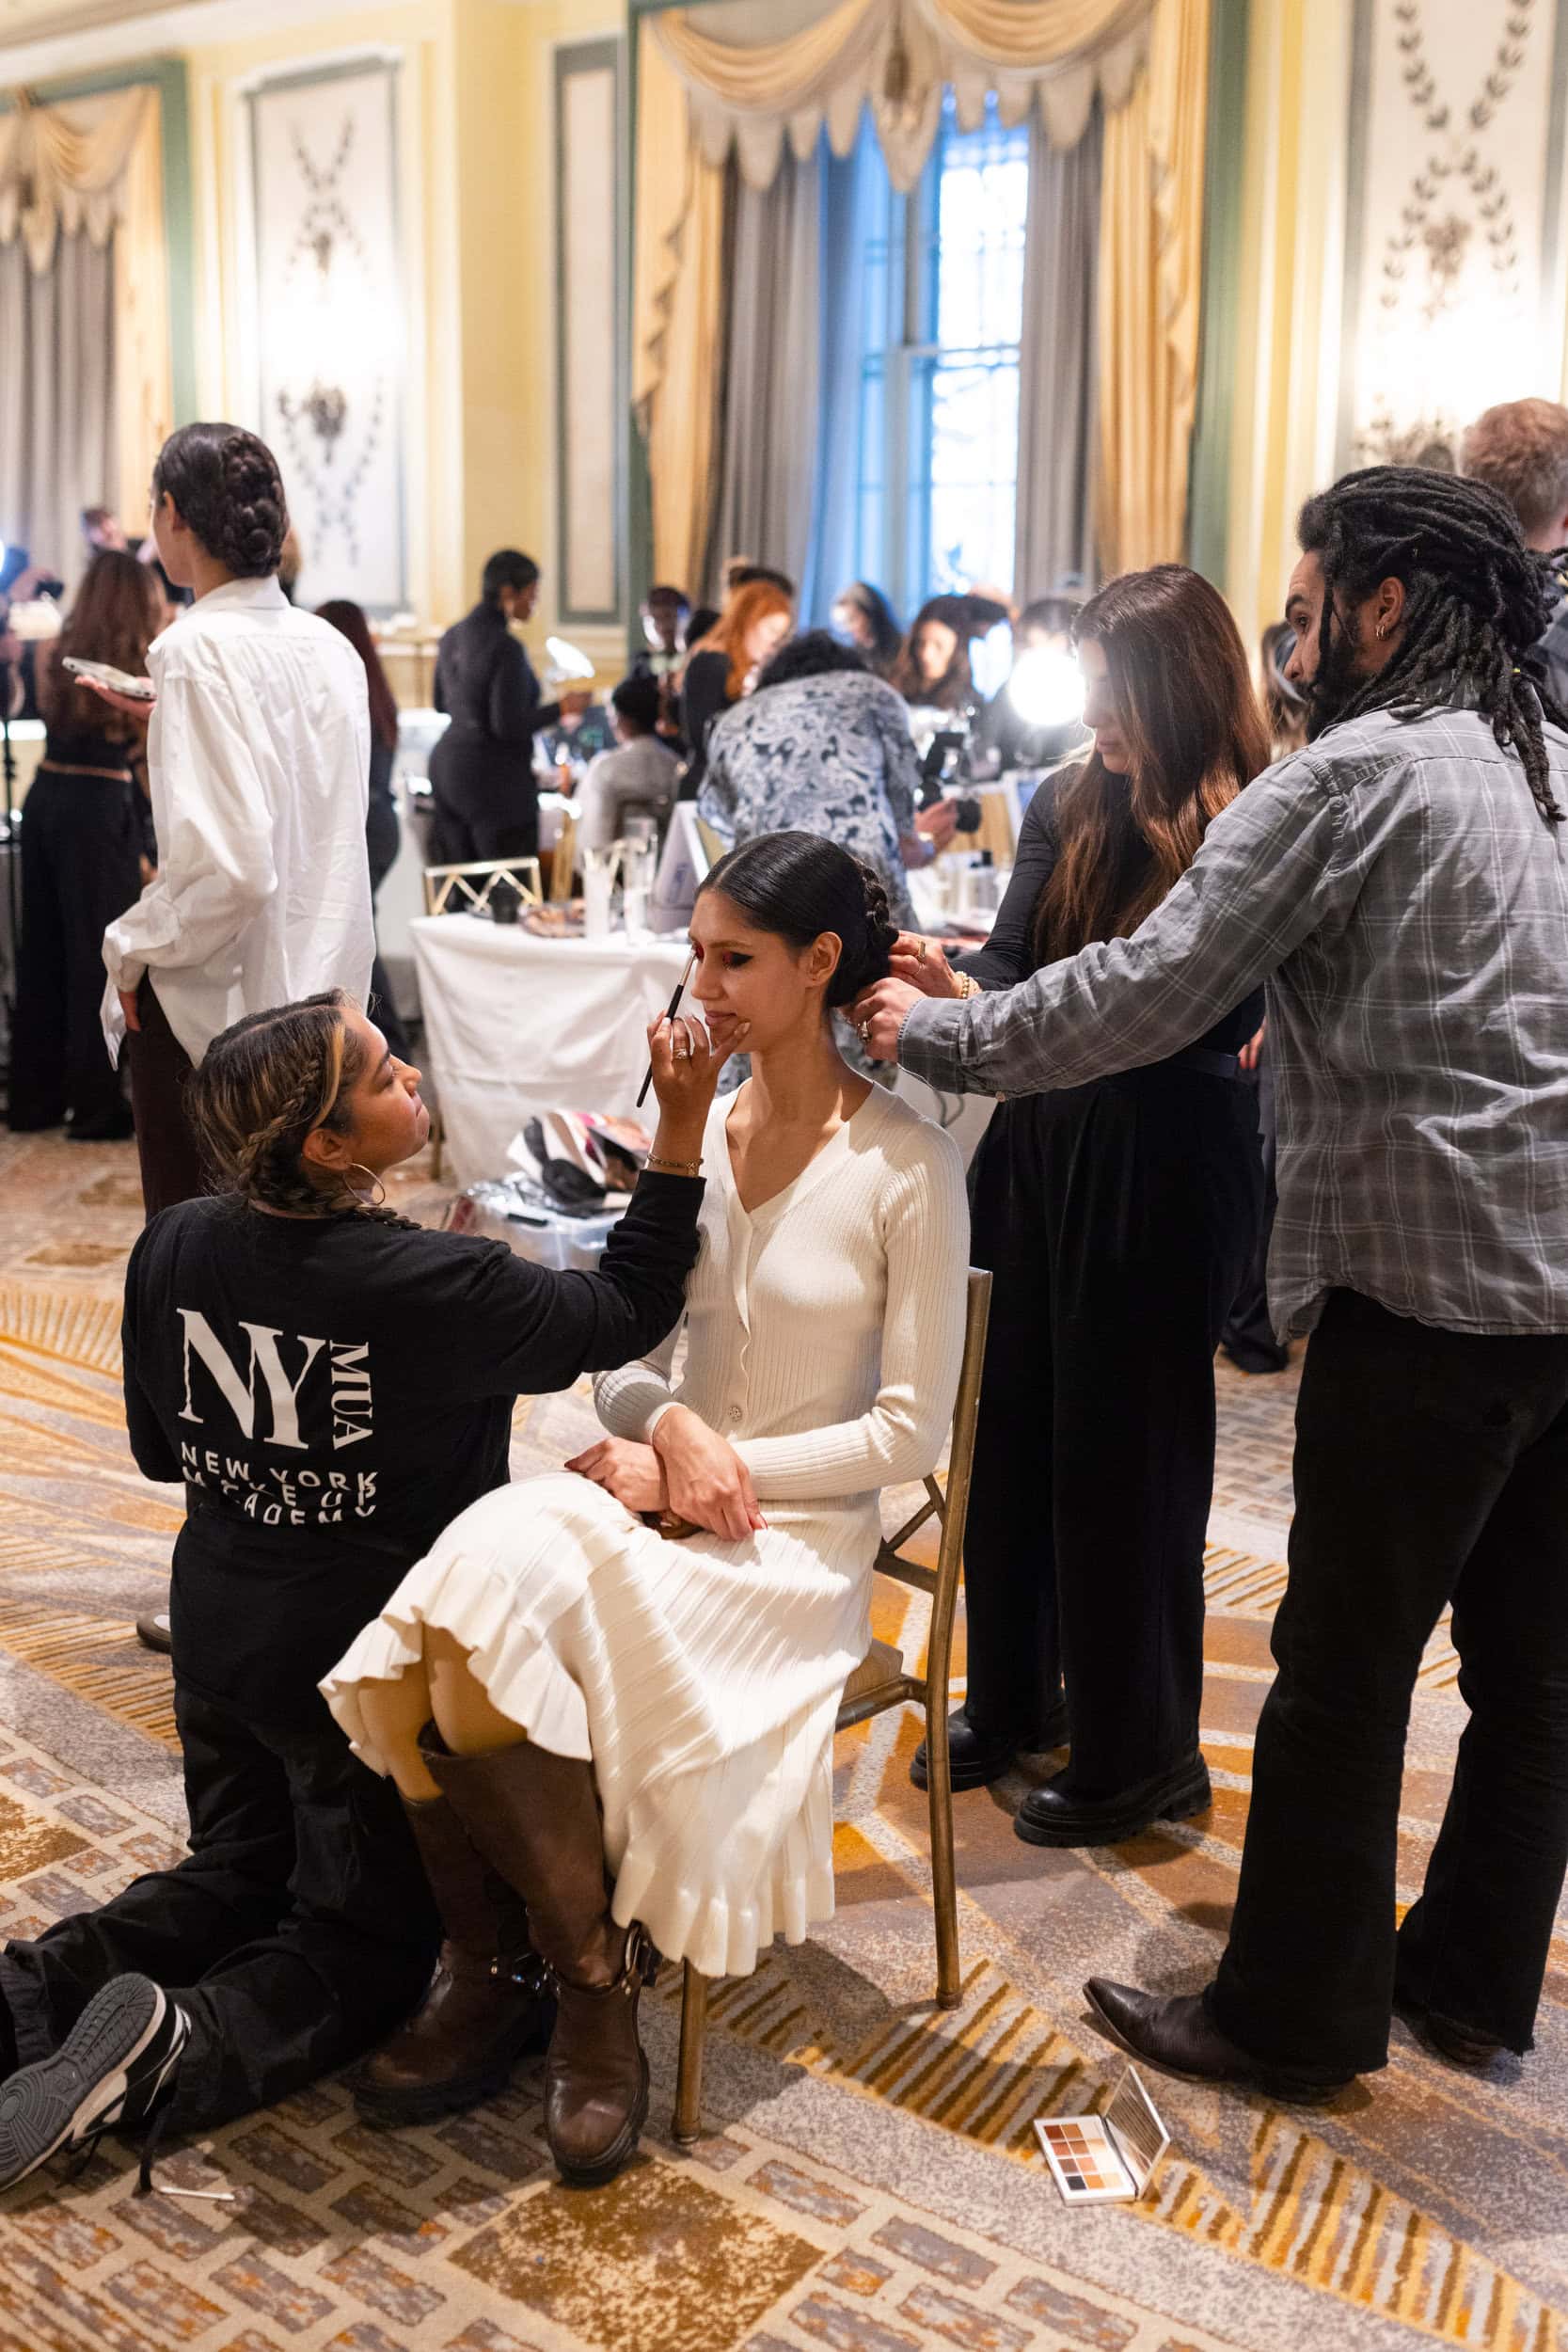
[102,577,373,1063]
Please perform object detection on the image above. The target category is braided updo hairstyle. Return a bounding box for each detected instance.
[1298,465,1566,822]
[152,422,289,579]
[186,993,419,1229]
[697,831,898,1008]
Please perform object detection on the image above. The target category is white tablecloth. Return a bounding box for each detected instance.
[412,916,690,1186]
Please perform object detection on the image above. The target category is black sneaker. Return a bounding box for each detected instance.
[0,1975,187,2192]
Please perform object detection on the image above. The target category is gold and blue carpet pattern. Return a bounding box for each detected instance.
[0,1128,1562,2352]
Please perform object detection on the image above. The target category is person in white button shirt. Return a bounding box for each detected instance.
[97,423,373,1221]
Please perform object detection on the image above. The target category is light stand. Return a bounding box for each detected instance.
[0,645,18,1072]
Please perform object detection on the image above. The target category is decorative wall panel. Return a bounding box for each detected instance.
[248,56,406,611]
[555,39,625,626]
[1339,0,1568,466]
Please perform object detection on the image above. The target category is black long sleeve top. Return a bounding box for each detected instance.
[433,602,560,762]
[957,774,1262,1057]
[678,649,736,801]
[122,1171,704,1718]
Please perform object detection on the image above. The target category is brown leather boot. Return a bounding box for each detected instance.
[420,1730,655,2187]
[354,1781,555,2127]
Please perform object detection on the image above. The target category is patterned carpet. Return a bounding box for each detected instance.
[0,1126,1564,2352]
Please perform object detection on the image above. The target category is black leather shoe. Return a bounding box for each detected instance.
[1014,1752,1211,1847]
[911,1697,1069,1792]
[1085,1979,1351,2104]
[1393,1992,1505,2070]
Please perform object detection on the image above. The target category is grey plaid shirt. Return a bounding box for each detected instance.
[899,704,1568,1338]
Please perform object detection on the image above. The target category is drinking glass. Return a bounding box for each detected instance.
[582,843,622,939]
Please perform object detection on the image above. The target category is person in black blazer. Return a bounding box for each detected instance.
[428,550,558,866]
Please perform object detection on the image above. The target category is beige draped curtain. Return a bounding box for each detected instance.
[636,0,1210,597]
[1096,0,1210,572]
[0,87,172,540]
[655,0,1150,189]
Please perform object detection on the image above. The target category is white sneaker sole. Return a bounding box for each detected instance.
[0,1978,185,2192]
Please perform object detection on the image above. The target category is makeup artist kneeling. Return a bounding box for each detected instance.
[0,993,721,2194]
[855,469,1568,2106]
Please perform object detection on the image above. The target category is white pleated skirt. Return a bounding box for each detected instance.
[321,1470,876,1979]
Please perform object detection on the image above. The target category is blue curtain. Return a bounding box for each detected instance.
[801,111,889,628]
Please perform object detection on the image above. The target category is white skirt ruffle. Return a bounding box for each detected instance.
[321,1470,867,1979]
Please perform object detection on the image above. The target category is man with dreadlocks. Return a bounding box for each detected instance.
[856,466,1568,2103]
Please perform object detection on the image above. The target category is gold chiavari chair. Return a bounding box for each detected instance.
[420,856,544,919]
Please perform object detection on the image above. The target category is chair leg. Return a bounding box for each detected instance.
[924,1690,962,2010]
[673,1963,710,2144]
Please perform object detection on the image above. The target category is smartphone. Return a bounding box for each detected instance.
[63,656,156,700]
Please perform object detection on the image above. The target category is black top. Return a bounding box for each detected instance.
[40,715,137,775]
[1529,598,1568,716]
[122,1172,704,1722]
[959,772,1263,1057]
[433,601,560,766]
[368,733,396,811]
[678,649,736,800]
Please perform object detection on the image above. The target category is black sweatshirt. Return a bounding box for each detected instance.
[121,1173,704,1721]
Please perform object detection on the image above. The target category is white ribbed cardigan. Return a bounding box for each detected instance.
[325,1085,971,1977]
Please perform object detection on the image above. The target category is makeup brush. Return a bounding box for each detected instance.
[636,949,697,1109]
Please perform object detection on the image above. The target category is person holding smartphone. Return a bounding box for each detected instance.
[95,423,375,1221]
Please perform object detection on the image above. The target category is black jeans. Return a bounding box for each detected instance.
[0,1682,439,2135]
[427,737,538,867]
[1220,1041,1287,1373]
[365,789,410,1063]
[124,977,207,1218]
[1209,1291,1568,2076]
[963,1067,1261,1793]
[8,770,141,1132]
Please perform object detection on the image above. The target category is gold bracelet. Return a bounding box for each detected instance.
[645,1154,703,1178]
[956,972,979,1000]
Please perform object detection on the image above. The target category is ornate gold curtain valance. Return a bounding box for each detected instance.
[0,87,153,272]
[654,0,1154,191]
[0,84,172,528]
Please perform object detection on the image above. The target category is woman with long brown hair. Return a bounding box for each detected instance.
[892,565,1270,1845]
[677,577,792,799]
[8,550,162,1138]
[889,591,1010,714]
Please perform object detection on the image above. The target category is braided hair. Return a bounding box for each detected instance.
[1298,466,1566,823]
[152,423,288,579]
[187,993,421,1232]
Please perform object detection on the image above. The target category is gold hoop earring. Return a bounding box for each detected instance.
[343,1162,387,1209]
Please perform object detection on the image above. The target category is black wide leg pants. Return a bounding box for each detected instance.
[0,1683,439,2136]
[8,770,142,1133]
[961,1064,1261,1796]
[1209,1291,1568,2076]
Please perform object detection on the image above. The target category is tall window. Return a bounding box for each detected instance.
[854,94,1030,619]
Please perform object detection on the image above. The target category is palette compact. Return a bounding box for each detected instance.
[1034,2069,1170,2205]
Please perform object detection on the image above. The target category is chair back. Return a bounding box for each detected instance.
[835,1266,992,1728]
[693,812,728,871]
[421,856,543,917]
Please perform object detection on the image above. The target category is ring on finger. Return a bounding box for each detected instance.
[915,938,927,962]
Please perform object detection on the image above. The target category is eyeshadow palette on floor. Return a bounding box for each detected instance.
[1034,2068,1170,2205]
